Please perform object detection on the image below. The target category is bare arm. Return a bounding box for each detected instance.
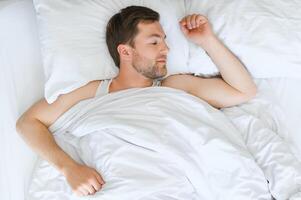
[16,80,104,196]
[199,35,257,96]
[163,14,257,108]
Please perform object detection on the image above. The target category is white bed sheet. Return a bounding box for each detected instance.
[1,0,301,199]
[1,77,300,200]
[0,1,44,200]
[257,78,301,158]
[27,85,301,199]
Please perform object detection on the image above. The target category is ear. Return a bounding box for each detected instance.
[117,44,133,62]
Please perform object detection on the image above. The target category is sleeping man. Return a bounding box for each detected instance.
[16,6,260,197]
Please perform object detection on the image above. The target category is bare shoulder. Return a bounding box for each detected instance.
[163,74,255,108]
[18,80,102,127]
[162,74,199,92]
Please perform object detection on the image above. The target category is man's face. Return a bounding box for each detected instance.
[130,21,169,80]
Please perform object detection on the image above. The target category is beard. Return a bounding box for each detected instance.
[132,54,167,80]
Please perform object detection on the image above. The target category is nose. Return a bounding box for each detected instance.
[161,40,170,55]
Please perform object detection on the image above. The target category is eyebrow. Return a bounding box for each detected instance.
[147,33,167,39]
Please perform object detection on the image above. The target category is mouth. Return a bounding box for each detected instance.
[156,59,166,63]
[156,56,167,64]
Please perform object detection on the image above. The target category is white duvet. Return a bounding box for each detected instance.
[28,87,301,200]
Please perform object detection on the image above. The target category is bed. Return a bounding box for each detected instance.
[1,0,301,199]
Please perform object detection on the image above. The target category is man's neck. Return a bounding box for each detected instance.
[109,68,153,93]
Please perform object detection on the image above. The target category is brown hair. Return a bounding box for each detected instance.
[106,6,160,67]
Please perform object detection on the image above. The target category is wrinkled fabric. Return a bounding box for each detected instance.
[186,0,301,78]
[28,87,271,199]
[223,98,301,200]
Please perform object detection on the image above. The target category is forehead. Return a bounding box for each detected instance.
[136,21,166,38]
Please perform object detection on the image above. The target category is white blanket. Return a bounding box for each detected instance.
[28,87,301,200]
[222,98,301,200]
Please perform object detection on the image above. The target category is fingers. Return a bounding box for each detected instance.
[186,15,193,29]
[72,176,105,196]
[84,172,105,195]
[180,14,208,30]
[80,187,90,196]
[74,184,96,197]
[93,170,105,185]
[196,15,208,26]
[74,187,89,197]
[84,183,96,194]
[179,19,189,35]
[66,164,106,197]
[179,23,189,36]
[82,172,105,196]
[73,190,83,197]
[91,178,102,191]
[190,14,197,28]
[91,170,104,191]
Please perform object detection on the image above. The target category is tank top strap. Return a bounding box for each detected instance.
[95,79,113,97]
[95,78,161,97]
[152,79,162,87]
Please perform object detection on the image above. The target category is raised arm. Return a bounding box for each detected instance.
[16,80,104,196]
[163,14,257,108]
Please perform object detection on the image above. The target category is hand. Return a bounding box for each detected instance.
[179,14,215,47]
[62,163,105,196]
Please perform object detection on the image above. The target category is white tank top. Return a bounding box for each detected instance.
[95,79,162,97]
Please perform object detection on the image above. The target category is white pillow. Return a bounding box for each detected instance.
[185,0,301,78]
[33,0,189,104]
[0,0,45,111]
